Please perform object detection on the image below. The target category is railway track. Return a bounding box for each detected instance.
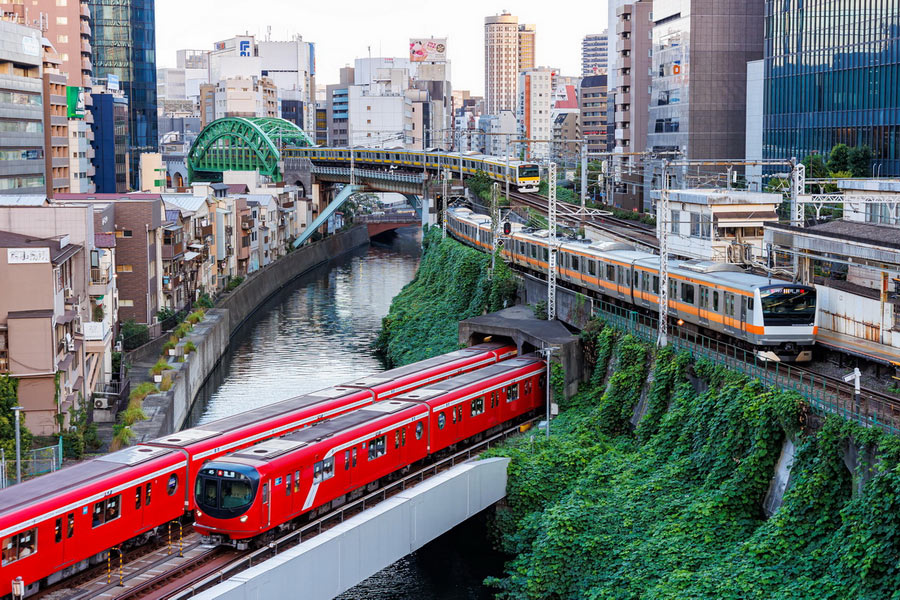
[53,418,539,600]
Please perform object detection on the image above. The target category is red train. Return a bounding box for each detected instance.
[193,355,546,547]
[0,344,514,599]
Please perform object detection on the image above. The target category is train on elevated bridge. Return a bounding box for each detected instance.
[283,147,542,193]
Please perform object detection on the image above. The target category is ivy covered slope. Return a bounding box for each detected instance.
[486,320,900,599]
[375,226,517,367]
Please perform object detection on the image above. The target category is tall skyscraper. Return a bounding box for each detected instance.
[89,0,158,189]
[484,11,519,115]
[761,1,900,176]
[518,24,536,72]
[582,32,608,76]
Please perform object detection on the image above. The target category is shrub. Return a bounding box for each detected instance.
[159,374,174,391]
[194,293,214,309]
[92,304,104,322]
[129,382,159,403]
[156,307,177,322]
[173,323,192,340]
[149,359,173,377]
[225,276,244,292]
[186,310,205,325]
[120,319,149,351]
[161,340,176,355]
[184,341,197,354]
[110,423,134,451]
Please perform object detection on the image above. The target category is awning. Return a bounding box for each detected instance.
[188,243,205,250]
[183,251,201,261]
[57,309,76,324]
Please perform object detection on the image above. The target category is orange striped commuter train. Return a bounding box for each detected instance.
[447,207,818,362]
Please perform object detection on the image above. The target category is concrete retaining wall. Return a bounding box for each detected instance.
[193,457,511,600]
[521,273,594,330]
[218,226,370,335]
[132,309,229,442]
[129,226,371,441]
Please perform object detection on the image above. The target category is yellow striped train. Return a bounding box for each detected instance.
[447,206,818,362]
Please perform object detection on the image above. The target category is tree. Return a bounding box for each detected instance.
[802,153,829,179]
[827,143,851,173]
[848,145,873,178]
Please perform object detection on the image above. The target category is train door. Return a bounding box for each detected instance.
[698,287,710,327]
[259,479,271,530]
[740,296,748,334]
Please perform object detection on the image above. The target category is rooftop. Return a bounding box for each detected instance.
[0,195,49,207]
[162,194,208,214]
[837,179,900,194]
[0,230,82,264]
[669,188,783,206]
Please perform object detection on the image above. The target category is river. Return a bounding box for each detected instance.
[188,228,507,599]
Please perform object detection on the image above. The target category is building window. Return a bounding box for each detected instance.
[119,299,133,307]
[55,16,67,25]
[670,210,680,234]
[116,265,133,273]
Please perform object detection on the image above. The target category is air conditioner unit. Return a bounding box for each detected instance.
[67,341,75,352]
[114,340,123,352]
[64,286,74,299]
[94,397,111,409]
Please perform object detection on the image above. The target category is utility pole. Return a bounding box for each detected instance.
[547,162,558,321]
[658,160,670,347]
[580,141,588,216]
[13,406,23,485]
[505,134,511,208]
[442,168,449,239]
[491,182,500,273]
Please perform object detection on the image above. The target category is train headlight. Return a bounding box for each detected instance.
[196,510,202,517]
[240,515,248,523]
[676,319,685,326]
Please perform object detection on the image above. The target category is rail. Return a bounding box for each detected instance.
[588,296,900,434]
[310,166,426,184]
[166,417,538,599]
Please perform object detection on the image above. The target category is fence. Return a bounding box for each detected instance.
[590,297,900,435]
[0,439,64,489]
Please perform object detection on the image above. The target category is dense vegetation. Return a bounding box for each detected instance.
[377,232,900,597]
[485,321,900,599]
[375,226,517,367]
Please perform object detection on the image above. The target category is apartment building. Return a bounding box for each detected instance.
[582,32,609,77]
[0,21,45,195]
[484,11,519,115]
[518,67,555,160]
[41,42,69,197]
[518,24,536,72]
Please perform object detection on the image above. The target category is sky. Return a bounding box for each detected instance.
[155,0,609,94]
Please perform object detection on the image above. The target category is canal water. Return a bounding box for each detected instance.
[189,228,507,599]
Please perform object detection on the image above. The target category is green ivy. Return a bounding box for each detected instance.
[375,227,517,367]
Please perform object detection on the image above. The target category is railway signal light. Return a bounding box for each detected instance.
[503,221,512,235]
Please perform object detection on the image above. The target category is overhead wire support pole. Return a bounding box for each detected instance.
[491,182,500,275]
[547,162,558,321]
[442,168,449,239]
[658,159,670,348]
[580,140,588,217]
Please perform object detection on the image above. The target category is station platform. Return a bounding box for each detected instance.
[817,328,900,368]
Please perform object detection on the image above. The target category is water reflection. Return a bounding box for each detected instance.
[189,228,421,426]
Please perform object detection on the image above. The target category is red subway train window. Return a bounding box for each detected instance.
[1,528,37,566]
[54,519,62,543]
[286,474,292,496]
[262,483,269,504]
[146,482,153,506]
[135,486,142,510]
[66,514,74,538]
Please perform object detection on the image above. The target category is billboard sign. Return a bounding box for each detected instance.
[66,86,85,119]
[107,74,120,91]
[409,38,447,63]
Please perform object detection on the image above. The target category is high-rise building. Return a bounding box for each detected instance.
[647,0,763,159]
[0,21,45,195]
[518,24,536,72]
[760,2,900,176]
[518,67,555,159]
[484,11,519,115]
[90,81,130,193]
[611,0,653,210]
[582,32,609,76]
[89,0,158,189]
[581,75,609,154]
[40,40,70,197]
[1,0,96,194]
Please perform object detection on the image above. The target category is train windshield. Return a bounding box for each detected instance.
[195,466,258,518]
[759,286,816,326]
[518,164,540,179]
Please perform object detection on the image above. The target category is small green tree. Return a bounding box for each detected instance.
[827,143,851,173]
[848,145,873,178]
[802,153,829,179]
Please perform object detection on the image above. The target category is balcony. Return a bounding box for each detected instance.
[281,200,294,209]
[615,109,631,123]
[162,274,183,292]
[198,224,213,238]
[81,21,91,36]
[80,3,90,18]
[82,39,91,55]
[617,37,632,53]
[240,216,255,230]
[162,240,185,260]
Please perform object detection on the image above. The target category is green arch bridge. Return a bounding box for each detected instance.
[187,117,315,183]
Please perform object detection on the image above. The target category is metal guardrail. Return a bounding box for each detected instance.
[590,297,900,434]
[0,440,64,489]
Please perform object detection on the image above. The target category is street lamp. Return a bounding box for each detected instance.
[12,406,23,484]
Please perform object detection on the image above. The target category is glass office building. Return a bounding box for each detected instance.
[764,1,900,176]
[89,0,157,189]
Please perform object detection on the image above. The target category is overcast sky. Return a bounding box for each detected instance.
[155,0,609,93]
